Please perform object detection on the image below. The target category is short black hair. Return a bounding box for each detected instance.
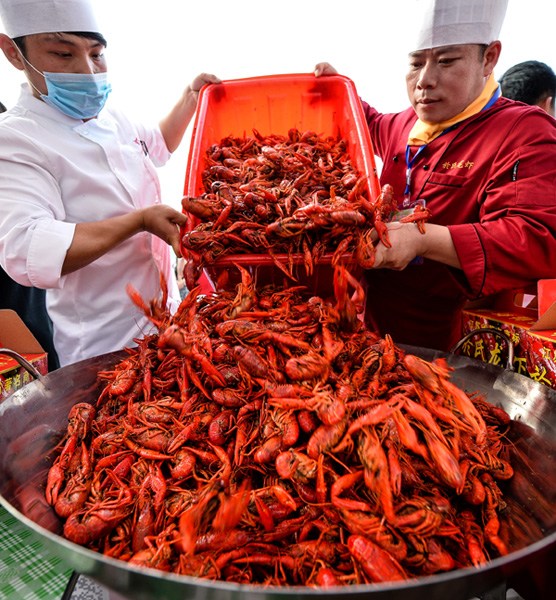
[0,100,6,113]
[12,31,107,57]
[499,60,556,108]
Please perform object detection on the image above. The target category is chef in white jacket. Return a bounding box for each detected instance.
[0,0,220,366]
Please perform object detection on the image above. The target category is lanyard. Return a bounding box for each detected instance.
[403,86,502,206]
[404,145,427,205]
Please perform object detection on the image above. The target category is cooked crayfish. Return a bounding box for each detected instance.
[180,129,430,288]
[45,265,517,586]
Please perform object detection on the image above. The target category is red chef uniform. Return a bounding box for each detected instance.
[362,99,556,351]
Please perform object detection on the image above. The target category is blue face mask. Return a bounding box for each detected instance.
[19,50,112,119]
[41,71,112,119]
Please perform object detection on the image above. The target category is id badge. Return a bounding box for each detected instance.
[390,198,427,222]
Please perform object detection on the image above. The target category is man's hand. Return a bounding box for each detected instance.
[140,205,188,257]
[371,222,424,269]
[62,206,188,275]
[314,62,338,77]
[371,222,461,270]
[189,72,222,94]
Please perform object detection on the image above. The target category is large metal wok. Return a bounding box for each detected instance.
[0,346,554,600]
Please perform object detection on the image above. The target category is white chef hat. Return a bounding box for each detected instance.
[0,0,101,38]
[412,0,508,51]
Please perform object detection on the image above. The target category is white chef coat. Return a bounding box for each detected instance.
[0,84,180,367]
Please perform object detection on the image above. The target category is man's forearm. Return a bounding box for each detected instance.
[61,211,144,275]
[420,224,461,268]
[159,87,198,153]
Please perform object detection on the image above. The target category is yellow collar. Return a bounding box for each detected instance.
[407,74,500,147]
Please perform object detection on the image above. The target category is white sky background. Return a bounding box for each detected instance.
[1,0,554,210]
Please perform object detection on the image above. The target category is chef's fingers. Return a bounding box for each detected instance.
[314,62,338,77]
[190,72,222,92]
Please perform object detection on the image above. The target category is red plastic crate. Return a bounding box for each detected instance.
[181,73,380,293]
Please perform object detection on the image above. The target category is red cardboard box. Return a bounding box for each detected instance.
[0,309,48,400]
[460,280,556,389]
[181,73,380,294]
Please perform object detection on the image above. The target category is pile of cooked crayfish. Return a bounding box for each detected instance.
[180,128,430,288]
[46,266,514,586]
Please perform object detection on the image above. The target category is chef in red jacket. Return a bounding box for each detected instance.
[315,0,556,351]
